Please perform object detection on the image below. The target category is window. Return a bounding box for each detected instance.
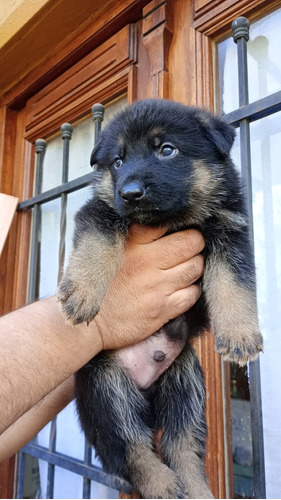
[216,8,281,498]
[17,96,129,499]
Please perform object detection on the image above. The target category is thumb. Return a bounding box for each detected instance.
[128,224,168,245]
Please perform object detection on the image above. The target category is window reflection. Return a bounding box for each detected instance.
[217,8,281,113]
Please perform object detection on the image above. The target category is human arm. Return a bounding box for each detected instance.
[0,225,204,438]
[0,377,74,462]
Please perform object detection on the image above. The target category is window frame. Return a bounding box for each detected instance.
[1,0,280,497]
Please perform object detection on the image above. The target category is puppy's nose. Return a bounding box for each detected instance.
[120,182,146,202]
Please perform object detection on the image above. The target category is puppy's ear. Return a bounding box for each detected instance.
[207,119,236,156]
[196,111,236,157]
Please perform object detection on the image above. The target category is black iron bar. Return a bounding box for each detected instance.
[232,17,266,499]
[223,89,281,126]
[232,17,252,220]
[83,442,92,498]
[27,139,46,303]
[21,442,133,494]
[58,123,73,282]
[17,172,93,211]
[81,105,105,497]
[46,123,73,499]
[46,419,57,499]
[91,103,104,144]
[17,139,46,499]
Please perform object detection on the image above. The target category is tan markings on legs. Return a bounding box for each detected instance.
[163,429,213,499]
[128,444,187,499]
[203,256,263,365]
[58,231,125,324]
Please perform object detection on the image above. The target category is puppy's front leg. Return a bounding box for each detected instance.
[58,199,126,324]
[203,239,263,365]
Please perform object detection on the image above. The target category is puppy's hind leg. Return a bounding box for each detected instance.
[75,352,187,499]
[155,346,213,499]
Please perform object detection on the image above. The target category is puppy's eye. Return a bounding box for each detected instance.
[159,143,177,158]
[113,157,123,169]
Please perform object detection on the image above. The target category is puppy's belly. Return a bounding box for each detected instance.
[114,329,185,389]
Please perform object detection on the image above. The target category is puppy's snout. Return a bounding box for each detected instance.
[120,181,146,203]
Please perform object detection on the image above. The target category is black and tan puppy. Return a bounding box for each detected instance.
[58,99,263,498]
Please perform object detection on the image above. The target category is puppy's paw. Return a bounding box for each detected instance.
[139,469,187,499]
[57,274,101,325]
[215,332,263,366]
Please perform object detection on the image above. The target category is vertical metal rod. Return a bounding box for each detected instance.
[28,139,46,303]
[58,123,73,282]
[232,17,266,499]
[80,104,105,496]
[46,419,56,499]
[83,441,92,498]
[19,140,46,497]
[46,124,73,499]
[91,103,105,144]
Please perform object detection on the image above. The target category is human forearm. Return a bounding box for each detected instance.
[0,376,74,462]
[0,297,102,433]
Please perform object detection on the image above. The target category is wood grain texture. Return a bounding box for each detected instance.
[1,0,149,110]
[192,0,281,36]
[25,25,136,141]
[142,0,173,98]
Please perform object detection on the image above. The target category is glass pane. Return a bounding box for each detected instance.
[65,186,92,263]
[39,198,60,298]
[251,112,281,499]
[41,138,63,192]
[217,7,281,113]
[41,94,127,189]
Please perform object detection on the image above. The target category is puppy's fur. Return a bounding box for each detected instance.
[58,99,263,498]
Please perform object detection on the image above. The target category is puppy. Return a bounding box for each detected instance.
[58,99,263,498]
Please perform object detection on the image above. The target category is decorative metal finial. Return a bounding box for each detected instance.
[232,17,250,43]
[61,123,73,140]
[35,138,47,154]
[91,103,105,122]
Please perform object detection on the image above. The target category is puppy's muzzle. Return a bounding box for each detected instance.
[120,181,146,204]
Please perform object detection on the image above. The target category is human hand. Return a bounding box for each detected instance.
[95,225,205,350]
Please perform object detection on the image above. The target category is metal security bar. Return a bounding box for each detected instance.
[221,16,273,500]
[16,104,132,498]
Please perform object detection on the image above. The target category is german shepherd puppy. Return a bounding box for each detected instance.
[58,99,263,498]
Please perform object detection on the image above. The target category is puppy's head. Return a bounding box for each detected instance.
[91,99,236,226]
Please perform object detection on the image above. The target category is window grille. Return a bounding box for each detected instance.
[15,15,281,498]
[16,104,132,499]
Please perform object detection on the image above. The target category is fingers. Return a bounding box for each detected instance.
[128,226,205,272]
[164,284,202,322]
[156,229,205,269]
[130,228,205,269]
[164,254,204,292]
[128,224,168,244]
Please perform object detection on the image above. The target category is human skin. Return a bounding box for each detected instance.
[0,225,204,460]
